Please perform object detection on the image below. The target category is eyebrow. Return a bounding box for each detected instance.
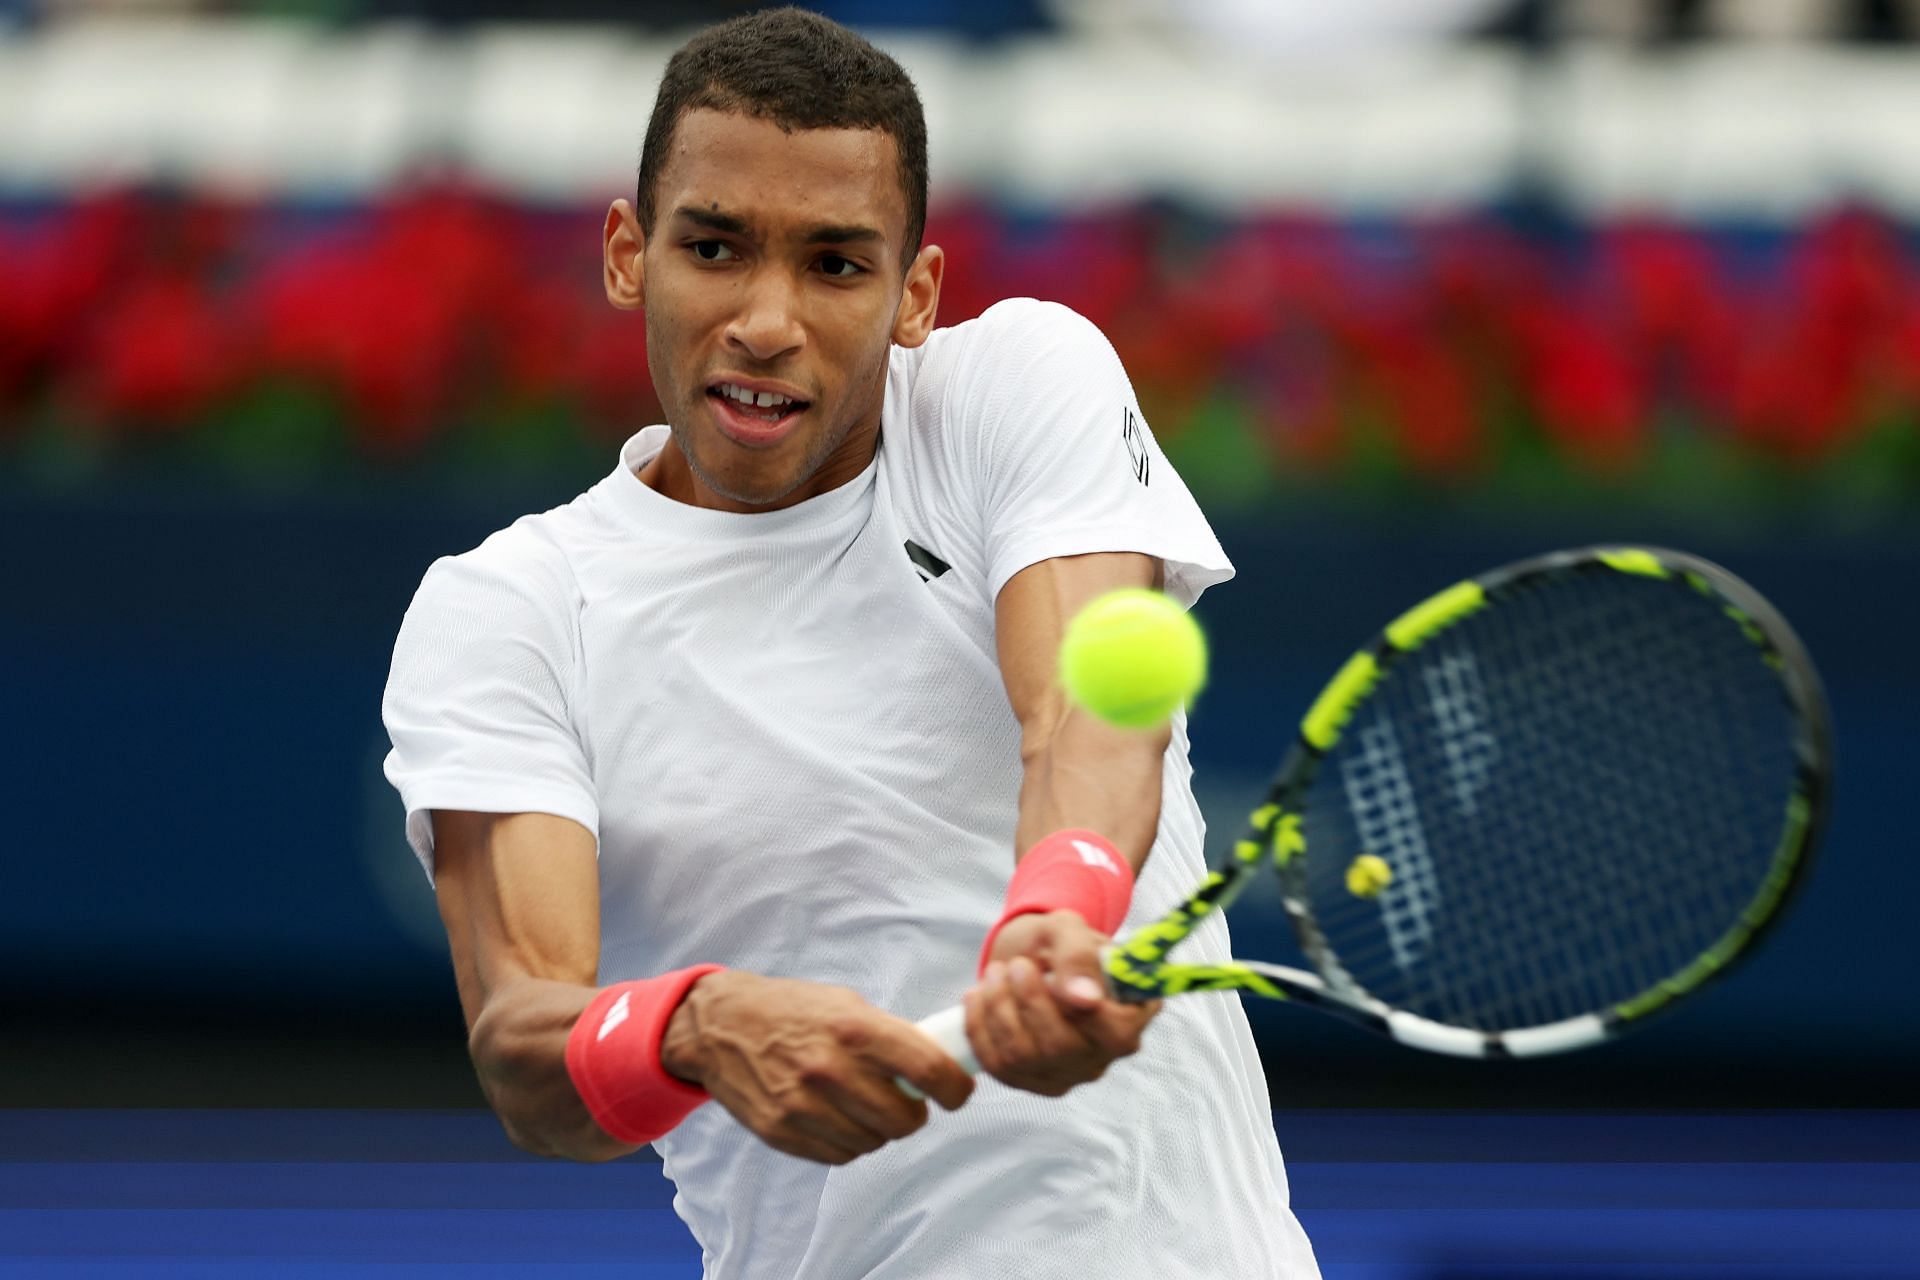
[670,205,885,247]
[673,206,751,237]
[804,223,886,247]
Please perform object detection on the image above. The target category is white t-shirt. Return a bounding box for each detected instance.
[383,298,1319,1280]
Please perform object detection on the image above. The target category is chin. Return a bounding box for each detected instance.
[690,439,809,507]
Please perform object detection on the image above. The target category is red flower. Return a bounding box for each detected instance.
[1521,302,1647,473]
[574,309,661,439]
[77,271,235,430]
[0,193,143,408]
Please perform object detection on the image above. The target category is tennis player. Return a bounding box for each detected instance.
[383,8,1316,1277]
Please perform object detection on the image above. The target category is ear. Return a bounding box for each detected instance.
[604,199,646,311]
[891,243,943,348]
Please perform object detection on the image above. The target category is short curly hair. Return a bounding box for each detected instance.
[635,7,928,270]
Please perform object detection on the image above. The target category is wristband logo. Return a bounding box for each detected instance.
[1073,839,1123,875]
[597,990,633,1042]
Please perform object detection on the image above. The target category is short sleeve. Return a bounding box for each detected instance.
[381,528,598,879]
[955,299,1234,608]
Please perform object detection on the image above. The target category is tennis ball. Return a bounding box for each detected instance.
[1058,588,1207,730]
[1346,854,1393,899]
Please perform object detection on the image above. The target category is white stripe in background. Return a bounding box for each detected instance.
[4,26,1920,218]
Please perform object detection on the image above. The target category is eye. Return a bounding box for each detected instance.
[818,254,862,279]
[690,240,736,262]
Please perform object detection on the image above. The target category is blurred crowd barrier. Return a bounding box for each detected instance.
[2,27,1920,518]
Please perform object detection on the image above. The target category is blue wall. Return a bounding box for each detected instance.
[4,481,1914,1103]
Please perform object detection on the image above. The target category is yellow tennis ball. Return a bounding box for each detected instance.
[1058,588,1207,730]
[1346,854,1393,898]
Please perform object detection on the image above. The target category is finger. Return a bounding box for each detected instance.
[1007,956,1096,1058]
[1075,998,1160,1059]
[973,962,1038,1071]
[782,1106,887,1165]
[1043,943,1112,1014]
[763,1126,860,1166]
[855,1014,977,1112]
[899,1054,975,1112]
[961,987,989,1076]
[821,1072,930,1142]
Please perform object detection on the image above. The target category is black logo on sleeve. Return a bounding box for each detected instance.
[904,539,951,582]
[1122,408,1150,487]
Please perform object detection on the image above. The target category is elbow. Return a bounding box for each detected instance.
[468,994,629,1163]
[493,1113,626,1164]
[493,1114,627,1164]
[467,999,550,1154]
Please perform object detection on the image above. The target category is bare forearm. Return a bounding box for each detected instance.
[985,555,1175,1094]
[1016,699,1170,870]
[995,552,1171,869]
[467,976,642,1162]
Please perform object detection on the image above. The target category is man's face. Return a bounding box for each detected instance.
[618,109,936,512]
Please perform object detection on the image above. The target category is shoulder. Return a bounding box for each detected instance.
[974,296,1107,342]
[407,503,590,638]
[388,510,586,720]
[884,299,1137,505]
[934,297,1117,375]
[894,298,1123,434]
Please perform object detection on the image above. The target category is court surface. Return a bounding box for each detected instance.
[2,1110,1914,1277]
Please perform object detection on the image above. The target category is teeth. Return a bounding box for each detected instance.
[717,382,794,409]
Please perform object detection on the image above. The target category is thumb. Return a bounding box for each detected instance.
[1046,950,1110,1013]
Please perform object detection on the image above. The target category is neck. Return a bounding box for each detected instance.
[636,418,881,514]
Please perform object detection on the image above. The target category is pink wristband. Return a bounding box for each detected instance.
[565,964,726,1145]
[978,829,1135,974]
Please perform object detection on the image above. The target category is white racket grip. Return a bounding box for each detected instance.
[895,1003,978,1099]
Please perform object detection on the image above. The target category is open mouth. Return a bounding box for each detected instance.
[706,380,811,446]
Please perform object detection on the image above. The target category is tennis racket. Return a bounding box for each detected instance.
[912,545,1830,1067]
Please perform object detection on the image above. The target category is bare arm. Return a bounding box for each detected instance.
[430,809,637,1162]
[964,551,1169,1095]
[999,550,1172,866]
[432,809,974,1164]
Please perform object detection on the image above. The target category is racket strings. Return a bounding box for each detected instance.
[1414,616,1764,1025]
[1503,594,1767,1011]
[1296,572,1799,1033]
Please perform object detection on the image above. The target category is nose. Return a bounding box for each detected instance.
[725,267,805,363]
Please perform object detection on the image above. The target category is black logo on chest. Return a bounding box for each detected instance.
[904,539,951,582]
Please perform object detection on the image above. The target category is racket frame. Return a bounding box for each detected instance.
[1100,545,1832,1058]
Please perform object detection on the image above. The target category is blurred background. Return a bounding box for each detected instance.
[5,0,1918,1119]
[6,3,1918,1275]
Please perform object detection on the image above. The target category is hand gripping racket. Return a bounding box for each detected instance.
[911,546,1830,1069]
